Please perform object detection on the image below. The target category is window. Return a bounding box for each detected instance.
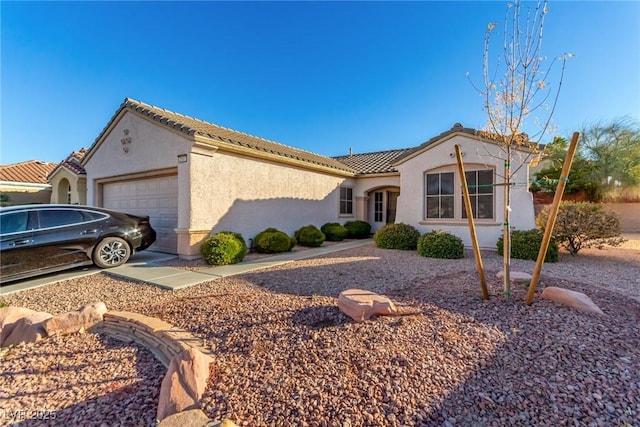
[424,168,495,221]
[0,212,30,234]
[38,209,84,229]
[339,187,353,215]
[462,170,494,219]
[67,185,72,204]
[374,192,383,222]
[425,172,454,219]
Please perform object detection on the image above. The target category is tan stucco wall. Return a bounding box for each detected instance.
[85,112,192,205]
[395,134,535,249]
[187,149,356,252]
[49,168,86,205]
[0,183,51,206]
[604,203,640,233]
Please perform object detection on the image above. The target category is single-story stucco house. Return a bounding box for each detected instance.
[81,98,536,257]
[0,160,58,206]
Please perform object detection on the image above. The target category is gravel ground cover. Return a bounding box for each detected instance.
[1,242,639,426]
[0,332,163,426]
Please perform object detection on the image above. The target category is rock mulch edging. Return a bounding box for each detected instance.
[97,311,212,368]
[94,310,225,424]
[0,302,106,347]
[0,306,52,347]
[0,303,234,426]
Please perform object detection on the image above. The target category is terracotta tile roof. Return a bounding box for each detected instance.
[49,148,88,178]
[0,160,57,184]
[333,148,414,174]
[88,98,356,174]
[392,123,536,165]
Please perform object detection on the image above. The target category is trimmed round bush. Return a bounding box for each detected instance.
[418,230,464,259]
[344,220,372,239]
[254,228,295,254]
[321,222,349,242]
[295,225,326,247]
[497,229,558,262]
[200,231,247,266]
[373,223,420,250]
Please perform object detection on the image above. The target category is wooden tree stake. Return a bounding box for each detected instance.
[455,144,489,300]
[525,132,580,305]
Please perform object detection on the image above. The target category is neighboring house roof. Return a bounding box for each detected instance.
[85,98,356,175]
[333,148,414,174]
[0,160,57,185]
[49,148,88,179]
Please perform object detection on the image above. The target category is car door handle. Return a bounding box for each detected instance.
[10,239,32,246]
[81,229,98,235]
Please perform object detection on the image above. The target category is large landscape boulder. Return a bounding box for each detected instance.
[0,306,53,347]
[541,287,604,315]
[43,301,107,336]
[157,347,215,421]
[338,289,398,322]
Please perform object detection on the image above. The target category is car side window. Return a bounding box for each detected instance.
[0,212,30,234]
[38,209,85,229]
[82,211,108,221]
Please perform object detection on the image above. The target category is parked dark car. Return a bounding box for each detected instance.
[0,205,157,284]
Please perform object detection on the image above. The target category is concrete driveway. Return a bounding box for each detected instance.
[0,251,176,296]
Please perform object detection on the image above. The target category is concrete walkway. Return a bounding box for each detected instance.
[106,239,374,290]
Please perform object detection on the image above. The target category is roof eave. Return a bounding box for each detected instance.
[194,135,356,177]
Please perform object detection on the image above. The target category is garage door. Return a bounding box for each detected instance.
[102,175,178,254]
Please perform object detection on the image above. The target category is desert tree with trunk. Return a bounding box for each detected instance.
[468,0,571,299]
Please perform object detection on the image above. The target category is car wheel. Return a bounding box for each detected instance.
[93,237,131,268]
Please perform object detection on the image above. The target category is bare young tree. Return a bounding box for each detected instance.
[469,0,571,299]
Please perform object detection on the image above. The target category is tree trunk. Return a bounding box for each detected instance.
[502,147,512,299]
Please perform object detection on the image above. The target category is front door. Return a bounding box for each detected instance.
[386,191,399,223]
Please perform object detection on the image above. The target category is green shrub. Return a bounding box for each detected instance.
[497,229,558,262]
[373,223,420,250]
[418,230,464,259]
[321,222,349,241]
[295,225,326,247]
[254,228,295,254]
[0,300,8,308]
[200,231,248,266]
[536,202,625,256]
[344,220,372,239]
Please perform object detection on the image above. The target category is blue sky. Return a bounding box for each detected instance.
[1,1,639,165]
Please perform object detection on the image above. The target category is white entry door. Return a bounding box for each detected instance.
[102,175,178,253]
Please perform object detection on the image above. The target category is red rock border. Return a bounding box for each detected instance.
[92,311,229,425]
[96,311,213,367]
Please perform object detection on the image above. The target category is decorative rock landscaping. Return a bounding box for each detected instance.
[2,242,639,425]
[541,286,605,314]
[0,302,221,425]
[495,270,533,282]
[338,288,399,322]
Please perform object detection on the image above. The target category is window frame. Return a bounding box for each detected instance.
[339,186,354,216]
[374,192,383,222]
[462,169,494,220]
[425,171,455,219]
[423,166,496,222]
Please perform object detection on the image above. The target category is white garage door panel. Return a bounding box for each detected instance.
[102,176,178,254]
